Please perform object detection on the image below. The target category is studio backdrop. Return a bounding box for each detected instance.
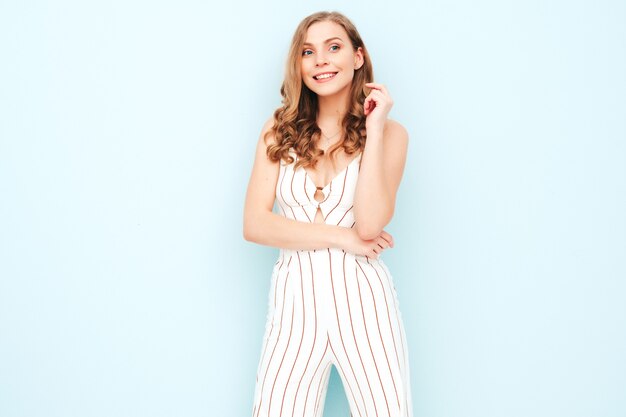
[1,1,624,417]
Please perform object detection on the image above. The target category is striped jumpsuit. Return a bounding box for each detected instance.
[252,150,413,417]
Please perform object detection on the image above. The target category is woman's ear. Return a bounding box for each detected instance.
[354,47,364,70]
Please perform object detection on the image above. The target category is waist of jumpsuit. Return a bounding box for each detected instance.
[276,247,387,269]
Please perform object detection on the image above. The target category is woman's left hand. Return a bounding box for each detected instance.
[363,82,393,132]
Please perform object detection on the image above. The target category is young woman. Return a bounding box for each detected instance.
[244,11,413,417]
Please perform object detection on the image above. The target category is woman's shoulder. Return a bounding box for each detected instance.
[259,115,278,147]
[382,118,409,151]
[383,118,409,139]
[257,115,294,159]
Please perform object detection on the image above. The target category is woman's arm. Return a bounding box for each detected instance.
[243,117,394,258]
[353,83,409,240]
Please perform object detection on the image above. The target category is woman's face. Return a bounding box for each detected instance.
[300,20,363,98]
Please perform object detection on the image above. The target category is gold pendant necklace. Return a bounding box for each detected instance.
[321,130,341,141]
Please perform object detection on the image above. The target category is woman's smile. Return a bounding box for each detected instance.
[313,71,338,82]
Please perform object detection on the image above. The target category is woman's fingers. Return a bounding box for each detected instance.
[364,94,378,115]
[357,229,395,259]
[365,83,392,102]
[364,88,392,117]
[379,230,394,248]
[367,248,380,260]
[365,83,392,103]
[370,236,389,256]
[365,81,388,94]
[365,241,381,259]
[365,89,386,103]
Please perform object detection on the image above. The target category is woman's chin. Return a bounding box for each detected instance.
[306,83,350,98]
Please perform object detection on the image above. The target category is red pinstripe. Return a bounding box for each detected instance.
[337,252,378,416]
[291,252,318,417]
[279,253,307,416]
[357,260,401,410]
[337,205,354,226]
[333,250,375,415]
[314,362,332,415]
[257,255,288,384]
[355,264,391,416]
[255,257,292,417]
[276,163,289,217]
[328,335,366,417]
[324,165,349,220]
[302,338,329,414]
[291,166,312,222]
[365,258,402,374]
[376,261,411,415]
[267,296,296,415]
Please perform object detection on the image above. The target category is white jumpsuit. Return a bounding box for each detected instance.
[252,150,413,417]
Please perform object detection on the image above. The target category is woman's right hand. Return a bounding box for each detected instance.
[342,228,394,259]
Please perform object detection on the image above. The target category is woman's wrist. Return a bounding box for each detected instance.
[329,225,350,250]
[365,124,385,139]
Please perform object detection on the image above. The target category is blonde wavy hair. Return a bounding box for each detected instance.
[265,11,374,170]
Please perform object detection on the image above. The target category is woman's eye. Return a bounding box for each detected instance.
[302,50,313,56]
[330,44,340,51]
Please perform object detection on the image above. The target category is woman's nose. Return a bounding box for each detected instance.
[315,52,329,66]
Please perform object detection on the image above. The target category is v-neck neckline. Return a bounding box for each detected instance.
[301,152,362,191]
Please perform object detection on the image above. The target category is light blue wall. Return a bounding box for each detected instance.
[1,1,624,416]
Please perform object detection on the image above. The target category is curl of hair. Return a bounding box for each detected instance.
[265,11,374,170]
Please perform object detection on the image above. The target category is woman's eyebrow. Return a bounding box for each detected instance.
[303,37,344,47]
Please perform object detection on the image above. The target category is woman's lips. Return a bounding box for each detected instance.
[313,72,338,83]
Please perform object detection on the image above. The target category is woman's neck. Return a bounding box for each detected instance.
[317,91,350,130]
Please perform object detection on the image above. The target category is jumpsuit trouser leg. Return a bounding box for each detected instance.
[251,249,413,417]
